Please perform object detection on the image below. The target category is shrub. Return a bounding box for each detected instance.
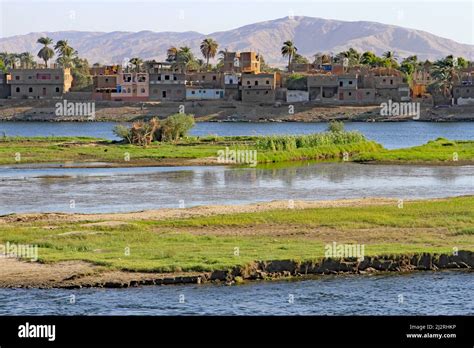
[327,121,345,133]
[160,113,195,142]
[113,124,132,143]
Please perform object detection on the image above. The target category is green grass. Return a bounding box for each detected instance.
[354,138,474,163]
[1,196,472,272]
[0,132,381,165]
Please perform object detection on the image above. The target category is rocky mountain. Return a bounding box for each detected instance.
[1,16,472,65]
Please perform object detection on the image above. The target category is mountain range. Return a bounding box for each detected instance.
[0,16,472,65]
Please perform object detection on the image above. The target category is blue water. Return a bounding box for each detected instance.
[1,121,474,149]
[0,271,471,315]
[1,163,472,214]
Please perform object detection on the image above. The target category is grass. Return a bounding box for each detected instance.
[0,132,381,165]
[0,133,472,166]
[1,196,472,272]
[354,138,474,164]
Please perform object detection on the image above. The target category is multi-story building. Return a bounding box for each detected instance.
[111,72,149,101]
[307,75,338,101]
[241,73,276,103]
[0,73,11,98]
[149,72,186,101]
[222,51,261,74]
[8,68,72,99]
[224,72,241,100]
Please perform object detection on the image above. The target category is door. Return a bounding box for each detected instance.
[162,91,167,98]
[42,88,46,96]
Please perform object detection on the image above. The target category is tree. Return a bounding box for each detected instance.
[335,48,361,66]
[327,121,345,133]
[291,53,309,64]
[55,40,77,68]
[160,113,195,142]
[37,37,55,68]
[281,40,297,71]
[200,38,218,70]
[360,51,377,66]
[129,57,143,72]
[429,55,461,101]
[456,57,469,69]
[173,46,195,72]
[19,52,35,68]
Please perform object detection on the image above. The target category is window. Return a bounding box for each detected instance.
[141,88,145,93]
[16,87,20,92]
[383,79,386,82]
[29,87,33,93]
[349,81,353,85]
[55,76,60,80]
[247,81,250,85]
[255,81,258,86]
[229,79,233,84]
[366,91,370,95]
[390,79,393,85]
[266,80,270,84]
[215,91,219,95]
[265,91,269,94]
[202,75,206,80]
[348,92,352,96]
[213,76,216,81]
[158,75,161,81]
[15,76,20,80]
[246,91,250,95]
[165,75,170,80]
[339,81,343,87]
[191,91,195,95]
[173,76,177,81]
[105,78,109,82]
[28,76,32,80]
[56,87,60,93]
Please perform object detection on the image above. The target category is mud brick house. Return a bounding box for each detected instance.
[111,72,149,101]
[241,73,276,103]
[307,75,338,101]
[8,68,72,99]
[149,72,186,101]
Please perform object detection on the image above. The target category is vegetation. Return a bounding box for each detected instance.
[355,138,474,163]
[286,73,307,90]
[1,196,472,272]
[281,40,297,70]
[36,37,55,68]
[113,114,195,145]
[200,38,219,70]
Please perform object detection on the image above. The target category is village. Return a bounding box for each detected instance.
[0,37,473,121]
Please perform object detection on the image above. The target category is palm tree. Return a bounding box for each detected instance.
[37,37,55,68]
[166,46,178,63]
[129,57,143,72]
[173,46,195,72]
[19,52,35,68]
[429,55,461,100]
[54,40,77,68]
[382,51,398,67]
[200,38,218,70]
[281,40,297,71]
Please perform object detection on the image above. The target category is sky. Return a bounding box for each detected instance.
[0,0,473,44]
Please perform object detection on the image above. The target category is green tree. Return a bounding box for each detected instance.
[291,53,309,64]
[429,55,461,100]
[129,57,143,73]
[200,38,219,70]
[281,40,297,70]
[19,52,35,68]
[37,37,55,68]
[160,113,195,142]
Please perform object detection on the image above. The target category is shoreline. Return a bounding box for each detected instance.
[1,197,473,288]
[1,251,472,289]
[1,99,474,122]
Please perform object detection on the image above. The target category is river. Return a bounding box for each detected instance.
[1,121,474,149]
[0,162,473,214]
[0,271,471,315]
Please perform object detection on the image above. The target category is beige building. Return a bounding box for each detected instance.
[8,68,72,99]
[149,72,186,101]
[241,73,276,103]
[111,72,149,101]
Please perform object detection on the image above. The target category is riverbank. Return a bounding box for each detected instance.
[1,99,473,122]
[0,134,473,166]
[1,196,473,288]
